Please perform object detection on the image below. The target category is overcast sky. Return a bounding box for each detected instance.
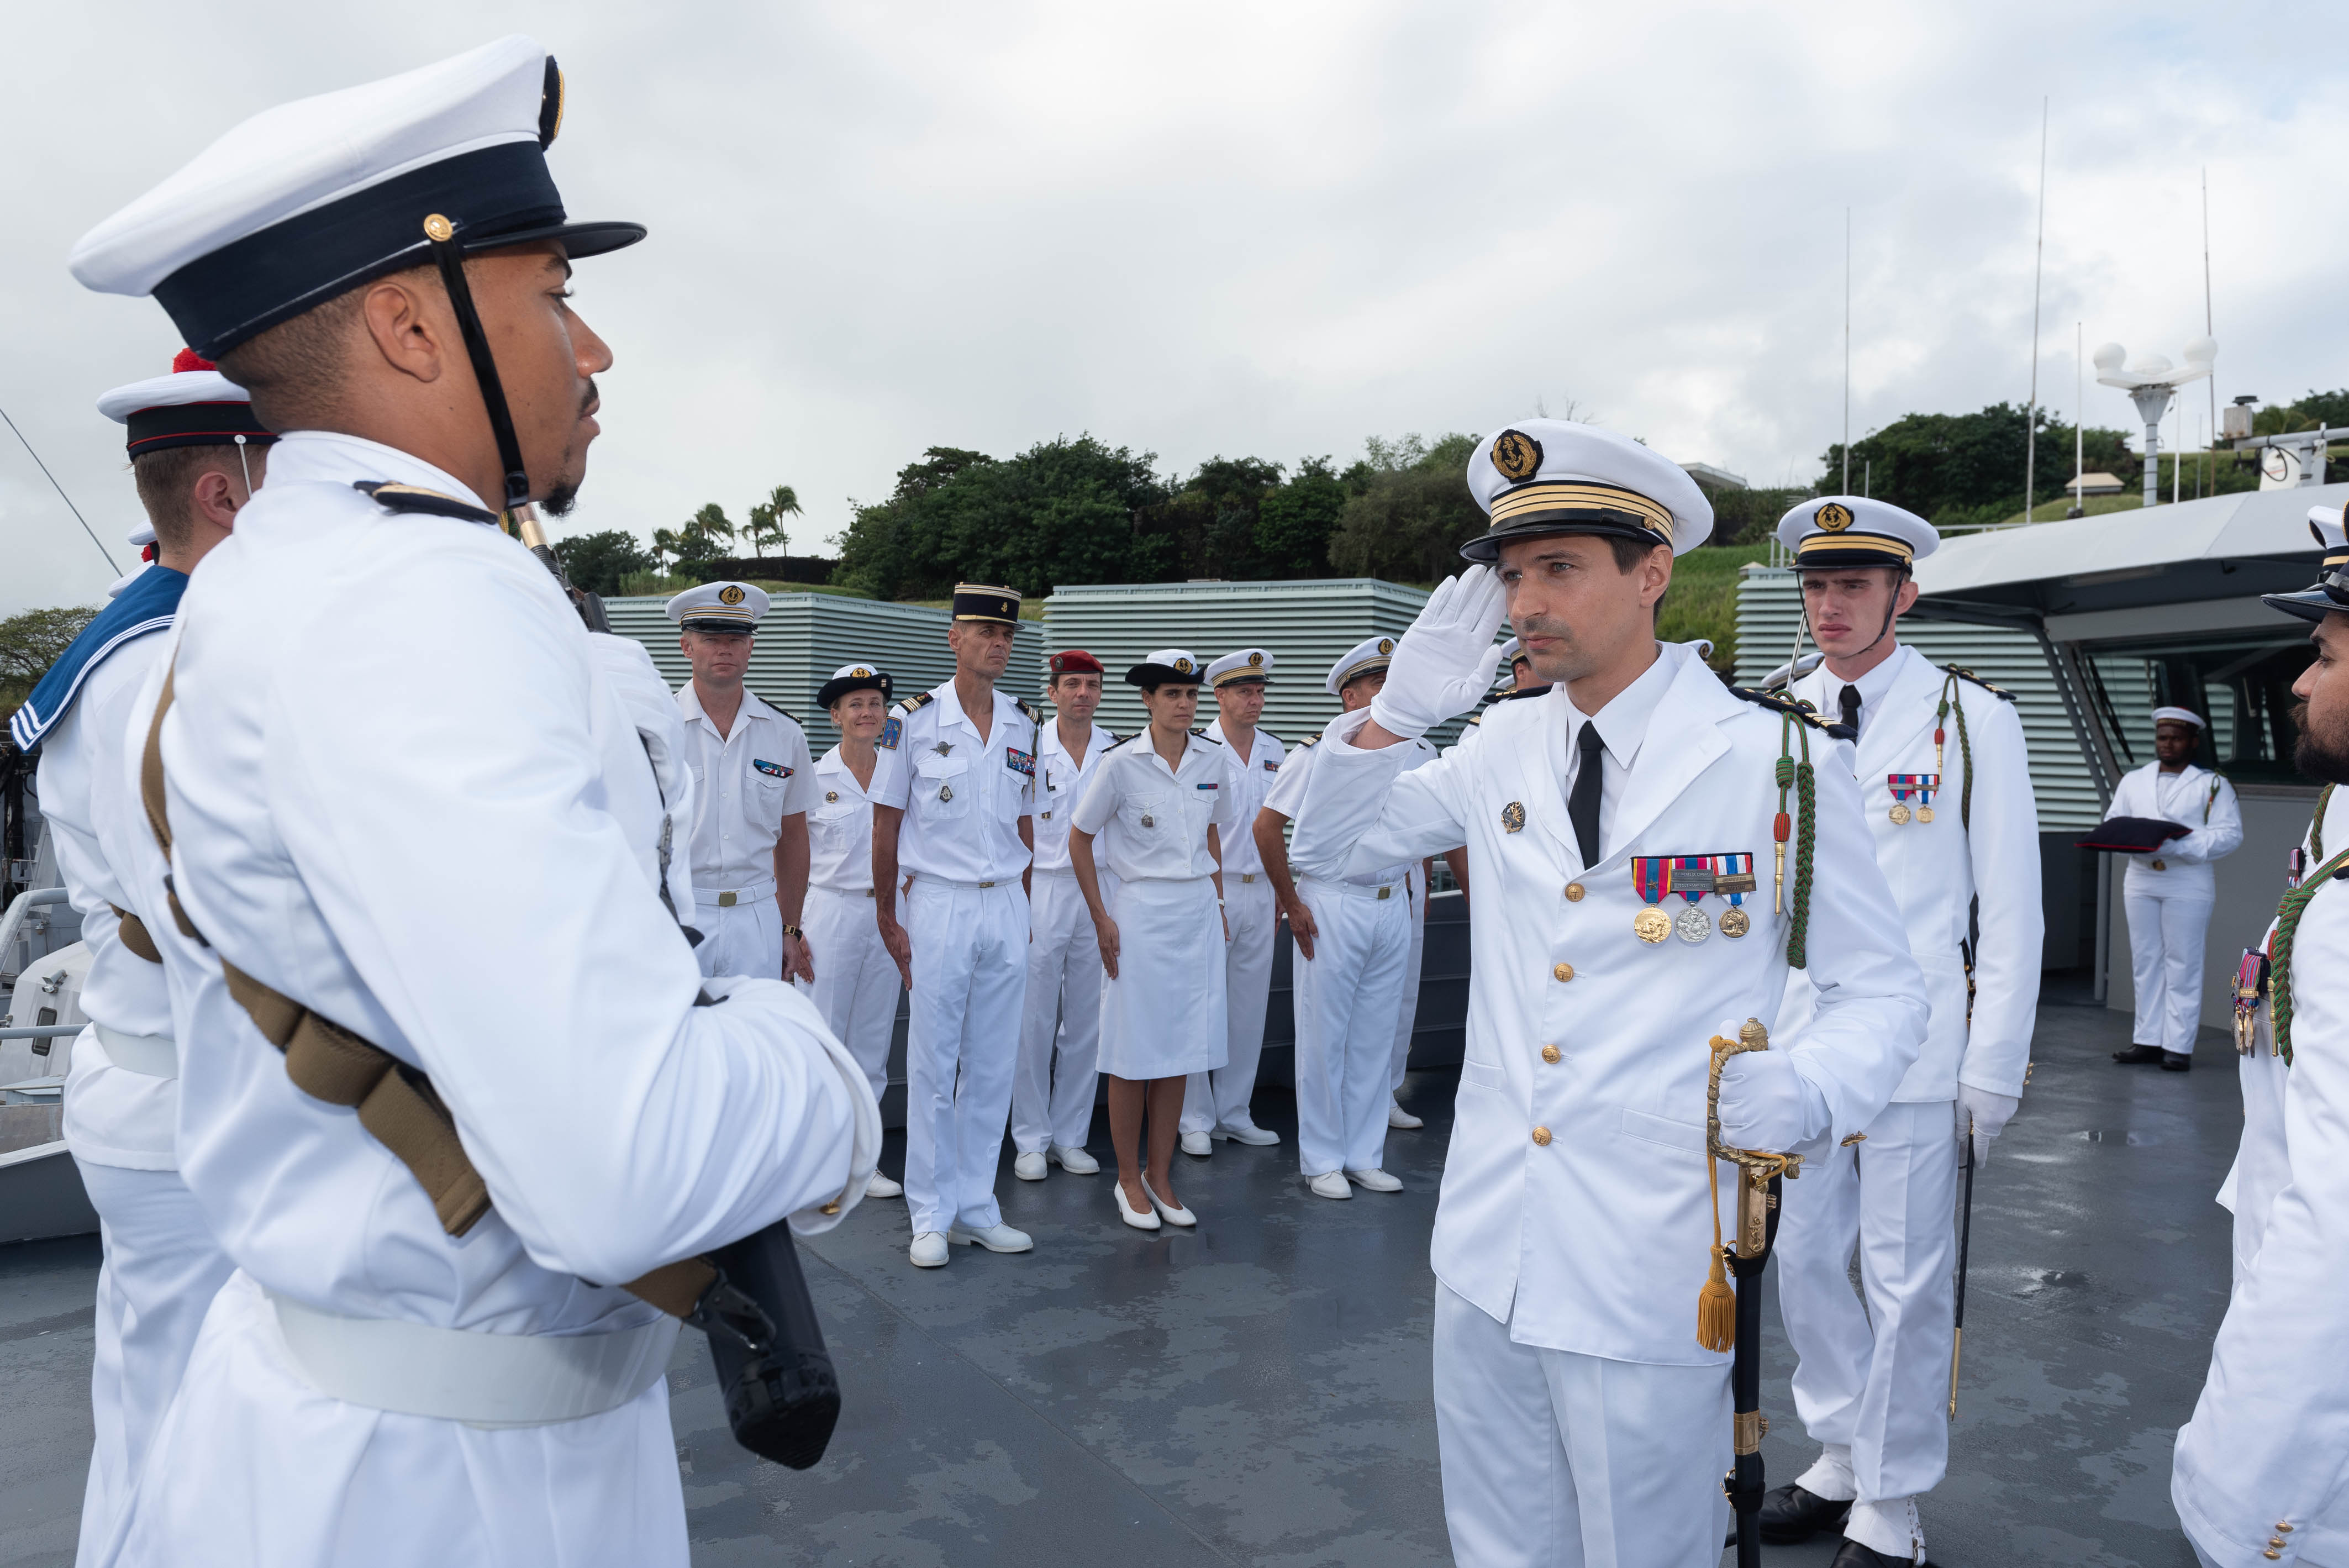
[6,1,2341,614]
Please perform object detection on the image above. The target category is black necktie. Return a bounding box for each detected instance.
[1569,720,1605,867]
[1839,684,1862,736]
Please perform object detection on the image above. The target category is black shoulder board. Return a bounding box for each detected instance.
[1731,686,1855,740]
[1945,665,2018,703]
[1191,727,1224,744]
[1103,729,1120,747]
[899,692,936,714]
[353,480,498,526]
[1498,682,1553,703]
[759,693,798,724]
[1015,697,1040,723]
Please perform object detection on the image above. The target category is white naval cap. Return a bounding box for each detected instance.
[97,348,276,458]
[128,523,157,550]
[1126,649,1206,686]
[69,35,644,359]
[1461,420,1713,562]
[1327,635,1397,697]
[2263,505,2349,624]
[2151,706,2207,730]
[1776,496,1939,570]
[816,662,892,708]
[666,581,768,631]
[1207,648,1274,687]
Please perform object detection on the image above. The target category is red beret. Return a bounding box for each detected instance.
[1049,650,1105,677]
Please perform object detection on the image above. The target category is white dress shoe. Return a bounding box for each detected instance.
[910,1231,950,1267]
[1211,1122,1281,1146]
[1308,1171,1353,1200]
[948,1222,1034,1254]
[1142,1176,1197,1228]
[1049,1145,1100,1175]
[866,1171,903,1199]
[1179,1130,1213,1157]
[1013,1151,1048,1182]
[1114,1181,1162,1230]
[1388,1097,1424,1130]
[1345,1167,1403,1193]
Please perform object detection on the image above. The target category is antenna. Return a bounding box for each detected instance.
[0,401,120,575]
[2024,98,2048,524]
[2074,322,2084,515]
[1842,208,1852,496]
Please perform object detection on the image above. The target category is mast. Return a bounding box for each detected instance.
[2024,98,2048,523]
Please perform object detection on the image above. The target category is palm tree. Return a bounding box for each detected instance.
[746,485,802,557]
[651,527,683,573]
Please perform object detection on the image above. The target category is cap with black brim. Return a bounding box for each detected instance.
[817,667,893,709]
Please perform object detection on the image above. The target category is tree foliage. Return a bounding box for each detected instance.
[551,530,654,597]
[1326,433,1484,583]
[746,485,802,555]
[1821,403,2136,528]
[0,605,101,714]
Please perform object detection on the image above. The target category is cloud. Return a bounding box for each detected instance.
[5,0,2342,613]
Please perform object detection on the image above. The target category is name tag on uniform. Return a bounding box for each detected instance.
[1263,759,1279,772]
[1006,747,1035,776]
[753,759,792,778]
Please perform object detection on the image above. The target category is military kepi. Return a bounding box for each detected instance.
[69,36,644,360]
[1460,420,1712,563]
[97,348,275,456]
[1127,649,1205,686]
[1206,649,1274,687]
[666,581,768,633]
[951,583,1021,625]
[1776,496,1939,570]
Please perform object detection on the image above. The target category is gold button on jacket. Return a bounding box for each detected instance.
[1552,962,1574,982]
[1531,1126,1552,1146]
[1564,882,1585,902]
[1541,1044,1562,1064]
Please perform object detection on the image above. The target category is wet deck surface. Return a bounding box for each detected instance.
[0,1001,2232,1565]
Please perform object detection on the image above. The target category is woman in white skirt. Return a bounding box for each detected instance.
[1068,649,1235,1231]
[800,662,908,1199]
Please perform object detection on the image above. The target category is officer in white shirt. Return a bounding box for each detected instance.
[1013,649,1117,1181]
[667,581,817,983]
[1179,647,1288,1156]
[804,662,909,1199]
[6,354,271,1555]
[2105,707,2244,1071]
[871,584,1041,1269]
[67,40,878,1564]
[1284,419,1925,1568]
[1260,637,1436,1199]
[2172,512,2349,1568]
[1765,497,2043,1567]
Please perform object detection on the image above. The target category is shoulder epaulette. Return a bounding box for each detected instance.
[1295,735,1318,751]
[898,691,936,714]
[1103,728,1120,747]
[756,692,798,724]
[1465,713,1482,727]
[1015,697,1040,723]
[1730,686,1855,740]
[1945,665,2017,703]
[1191,726,1224,744]
[353,480,498,526]
[1497,683,1553,703]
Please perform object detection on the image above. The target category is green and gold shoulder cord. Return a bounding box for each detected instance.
[1774,711,1817,969]
[1934,670,1975,832]
[2272,782,2342,1066]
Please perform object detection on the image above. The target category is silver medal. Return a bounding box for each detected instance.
[1674,903,1711,944]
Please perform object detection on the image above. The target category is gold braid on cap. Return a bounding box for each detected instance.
[1487,481,1673,540]
[1795,532,1915,563]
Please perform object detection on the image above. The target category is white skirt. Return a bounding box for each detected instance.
[1097,876,1229,1080]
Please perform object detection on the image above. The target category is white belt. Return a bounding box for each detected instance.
[95,1022,178,1079]
[1300,875,1400,901]
[812,883,878,898]
[695,876,777,909]
[912,875,1021,891]
[268,1291,680,1428]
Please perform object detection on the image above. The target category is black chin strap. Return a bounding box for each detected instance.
[422,214,531,512]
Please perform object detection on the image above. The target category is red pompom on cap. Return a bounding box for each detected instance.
[171,347,215,373]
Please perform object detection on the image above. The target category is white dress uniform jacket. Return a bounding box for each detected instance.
[1287,641,1927,1363]
[800,743,906,1107]
[108,432,878,1568]
[1182,719,1288,1136]
[2107,759,2245,897]
[2109,760,2243,1053]
[677,681,814,981]
[1015,717,1118,1157]
[2174,790,2349,1568]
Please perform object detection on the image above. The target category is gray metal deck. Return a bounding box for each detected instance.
[0,999,2227,1566]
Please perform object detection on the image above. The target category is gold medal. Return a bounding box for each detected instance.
[1888,802,1911,825]
[1674,904,1712,944]
[1719,906,1751,938]
[1916,804,1934,823]
[1634,906,1672,943]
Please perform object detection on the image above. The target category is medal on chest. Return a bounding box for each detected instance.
[1888,773,1938,825]
[1668,856,1714,943]
[1715,853,1756,938]
[1630,857,1673,943]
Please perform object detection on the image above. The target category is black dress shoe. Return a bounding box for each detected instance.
[1829,1538,1934,1567]
[2111,1044,2166,1065]
[1755,1482,1853,1544]
[2162,1050,2193,1071]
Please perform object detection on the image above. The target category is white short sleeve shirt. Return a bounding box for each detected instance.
[1033,717,1120,873]
[870,680,1037,883]
[676,682,816,893]
[1069,729,1238,882]
[1203,718,1286,877]
[807,744,903,892]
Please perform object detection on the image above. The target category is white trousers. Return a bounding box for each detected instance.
[795,883,900,1108]
[73,1161,236,1566]
[1389,865,1429,1093]
[693,890,783,983]
[1183,875,1278,1134]
[1774,1098,1958,1507]
[903,878,1029,1236]
[1013,871,1104,1154]
[1293,880,1409,1176]
[2125,881,2215,1053]
[1434,1283,1732,1568]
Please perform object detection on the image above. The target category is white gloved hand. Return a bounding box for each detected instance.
[1955,1083,2020,1167]
[1715,1046,1828,1153]
[1366,566,1509,739]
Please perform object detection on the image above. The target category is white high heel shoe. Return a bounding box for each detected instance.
[1114,1180,1162,1231]
[1142,1176,1197,1228]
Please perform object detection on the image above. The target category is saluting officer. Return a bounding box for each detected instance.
[67,39,878,1564]
[1765,497,2042,1567]
[6,352,271,1549]
[1179,648,1287,1156]
[1283,419,1925,1568]
[667,581,817,983]
[872,584,1041,1269]
[2172,504,2349,1567]
[805,662,909,1199]
[1013,649,1116,1181]
[1259,636,1434,1199]
[2105,706,2243,1071]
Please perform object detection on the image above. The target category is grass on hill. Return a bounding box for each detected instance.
[1660,543,1772,675]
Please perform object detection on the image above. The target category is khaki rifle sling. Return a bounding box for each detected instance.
[139,663,715,1314]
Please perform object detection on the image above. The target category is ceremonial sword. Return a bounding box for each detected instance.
[1950,1124,1976,1417]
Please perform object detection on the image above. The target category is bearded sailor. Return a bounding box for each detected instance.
[1764,497,2042,1567]
[2104,706,2243,1071]
[1282,419,1925,1568]
[66,38,877,1564]
[6,351,273,1558]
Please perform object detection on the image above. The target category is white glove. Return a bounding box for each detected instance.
[1366,567,1509,739]
[1715,1047,1828,1153]
[1955,1083,2020,1167]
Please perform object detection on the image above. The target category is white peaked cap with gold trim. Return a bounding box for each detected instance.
[1775,496,1939,570]
[1462,420,1712,561]
[666,581,768,629]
